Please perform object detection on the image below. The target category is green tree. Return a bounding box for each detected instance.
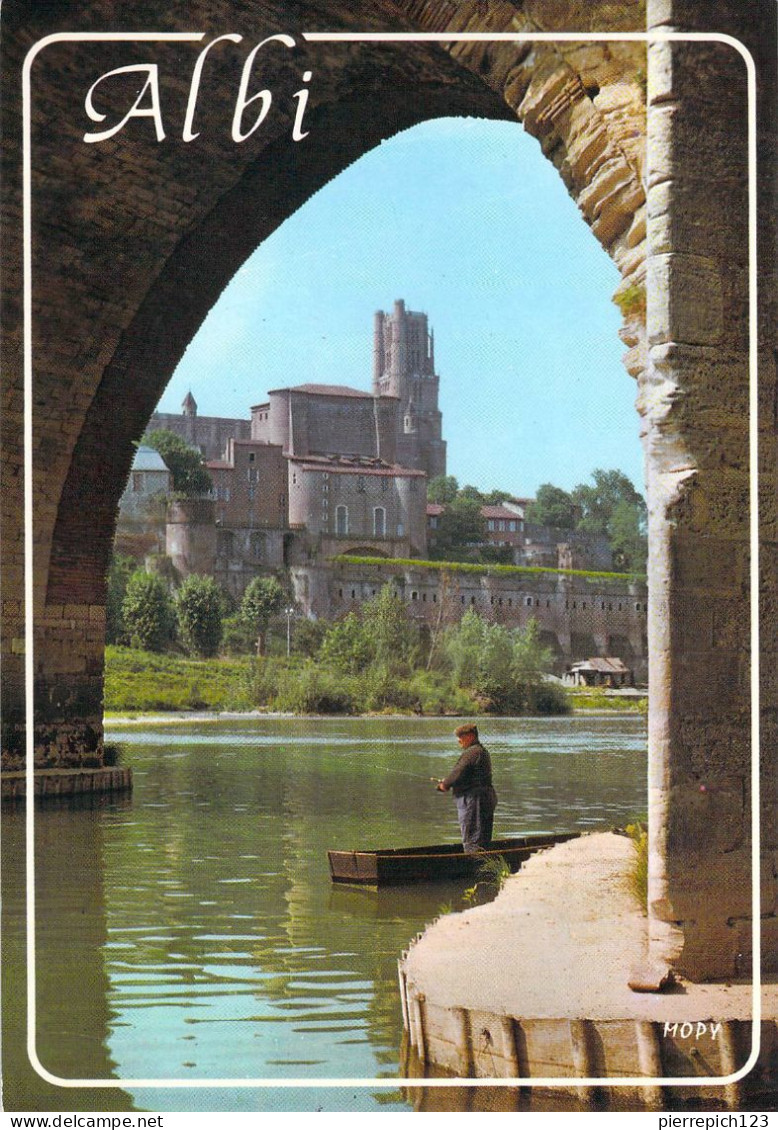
[319,586,419,675]
[143,429,212,496]
[319,612,372,674]
[443,606,488,688]
[240,576,286,655]
[458,484,485,502]
[121,570,174,652]
[429,495,486,561]
[510,618,554,688]
[525,483,576,529]
[369,584,420,671]
[175,574,223,657]
[292,617,329,658]
[483,489,512,505]
[572,468,645,535]
[608,498,648,572]
[427,474,459,504]
[106,553,136,645]
[444,611,559,713]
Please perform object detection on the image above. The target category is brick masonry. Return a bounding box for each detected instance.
[1,0,775,981]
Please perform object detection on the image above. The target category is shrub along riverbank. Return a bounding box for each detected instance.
[105,581,647,717]
[104,646,645,717]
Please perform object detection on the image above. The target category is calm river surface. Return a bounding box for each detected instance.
[5,714,647,1112]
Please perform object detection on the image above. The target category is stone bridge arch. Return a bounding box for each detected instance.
[2,0,775,982]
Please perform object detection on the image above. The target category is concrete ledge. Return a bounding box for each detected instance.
[1,766,132,800]
[399,833,777,1108]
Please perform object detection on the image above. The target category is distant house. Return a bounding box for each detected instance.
[481,504,524,549]
[118,445,171,519]
[425,499,613,571]
[564,657,633,688]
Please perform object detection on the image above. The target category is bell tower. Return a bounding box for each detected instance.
[372,300,446,478]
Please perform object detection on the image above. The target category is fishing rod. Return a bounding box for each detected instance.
[364,762,440,784]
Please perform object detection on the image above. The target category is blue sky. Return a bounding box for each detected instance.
[160,117,644,498]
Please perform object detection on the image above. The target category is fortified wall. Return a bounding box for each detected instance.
[291,558,648,678]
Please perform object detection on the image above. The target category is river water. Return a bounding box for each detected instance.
[4,714,647,1112]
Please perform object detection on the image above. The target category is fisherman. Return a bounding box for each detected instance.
[436,723,497,852]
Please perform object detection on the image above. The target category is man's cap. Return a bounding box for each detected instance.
[454,723,478,737]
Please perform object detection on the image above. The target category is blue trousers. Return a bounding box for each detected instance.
[455,787,497,852]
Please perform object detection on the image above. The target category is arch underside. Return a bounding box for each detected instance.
[2,0,775,985]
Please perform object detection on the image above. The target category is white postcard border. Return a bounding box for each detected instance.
[22,27,760,1092]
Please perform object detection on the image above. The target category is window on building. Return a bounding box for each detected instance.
[397,523,404,536]
[488,520,495,531]
[249,452,255,463]
[509,521,516,532]
[357,476,366,493]
[336,505,348,535]
[429,516,438,529]
[217,530,234,557]
[250,532,264,560]
[247,468,258,483]
[132,473,142,492]
[373,507,386,537]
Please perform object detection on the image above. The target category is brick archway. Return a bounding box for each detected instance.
[2,0,776,981]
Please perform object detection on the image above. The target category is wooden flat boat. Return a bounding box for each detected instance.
[327,831,579,885]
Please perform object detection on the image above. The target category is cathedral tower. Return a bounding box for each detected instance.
[372,300,446,479]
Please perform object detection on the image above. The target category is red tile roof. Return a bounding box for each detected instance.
[289,455,425,477]
[268,383,373,398]
[480,505,521,519]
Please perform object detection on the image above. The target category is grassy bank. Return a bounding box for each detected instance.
[104,646,254,713]
[105,646,645,717]
[566,687,647,714]
[104,646,477,716]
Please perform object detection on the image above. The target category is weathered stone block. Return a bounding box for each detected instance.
[647,253,724,347]
[595,1021,641,1077]
[519,1019,576,1078]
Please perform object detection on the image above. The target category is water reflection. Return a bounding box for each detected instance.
[4,715,647,1112]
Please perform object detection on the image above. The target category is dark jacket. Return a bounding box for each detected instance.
[442,741,493,797]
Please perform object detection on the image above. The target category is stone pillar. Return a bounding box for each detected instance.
[644,0,777,978]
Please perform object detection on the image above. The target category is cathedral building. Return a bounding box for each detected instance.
[143,302,442,597]
[372,299,446,479]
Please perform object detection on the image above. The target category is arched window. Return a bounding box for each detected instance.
[373,506,386,537]
[336,505,348,535]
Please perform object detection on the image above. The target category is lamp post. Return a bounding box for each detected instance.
[285,605,295,657]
